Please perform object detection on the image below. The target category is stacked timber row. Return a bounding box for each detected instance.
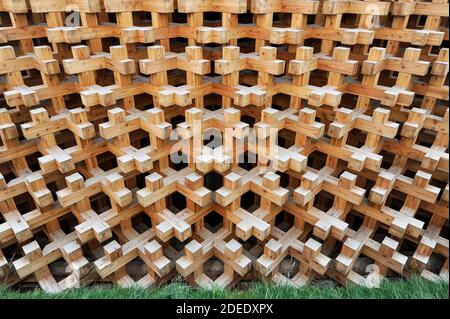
[0,0,448,292]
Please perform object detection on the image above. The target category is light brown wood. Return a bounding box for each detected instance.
[0,0,448,292]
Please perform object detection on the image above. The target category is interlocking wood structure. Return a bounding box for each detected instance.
[0,0,448,292]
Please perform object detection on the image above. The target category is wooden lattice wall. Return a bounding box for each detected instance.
[0,0,448,292]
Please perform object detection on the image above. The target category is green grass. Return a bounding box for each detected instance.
[0,276,448,299]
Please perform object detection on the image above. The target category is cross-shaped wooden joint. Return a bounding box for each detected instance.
[0,45,60,107]
[215,46,285,106]
[13,232,90,292]
[22,107,75,173]
[256,227,330,286]
[62,172,112,243]
[196,27,230,44]
[99,107,153,173]
[0,173,33,243]
[308,47,358,108]
[94,229,171,288]
[176,227,251,288]
[140,45,210,107]
[24,172,53,208]
[64,45,136,75]
[328,107,399,171]
[56,168,133,209]
[379,48,430,106]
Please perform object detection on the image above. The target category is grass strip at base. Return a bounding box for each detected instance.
[0,276,448,299]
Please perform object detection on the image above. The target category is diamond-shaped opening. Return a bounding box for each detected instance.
[63,93,82,110]
[90,192,112,215]
[306,150,327,170]
[238,151,257,170]
[34,230,51,248]
[415,209,433,229]
[237,12,253,24]
[240,115,256,128]
[352,254,375,277]
[398,238,418,257]
[13,192,36,215]
[130,128,150,149]
[313,190,334,212]
[204,211,223,233]
[345,210,364,231]
[239,70,257,86]
[385,189,406,211]
[279,255,300,279]
[58,212,78,234]
[203,94,221,111]
[380,70,397,85]
[134,93,154,110]
[271,93,290,109]
[204,11,221,20]
[340,93,358,109]
[346,128,366,148]
[203,256,224,281]
[55,129,76,149]
[378,149,396,169]
[126,256,147,281]
[24,151,43,172]
[341,13,358,25]
[97,69,115,86]
[204,171,223,191]
[372,225,390,243]
[168,69,186,85]
[328,240,343,259]
[131,212,152,233]
[167,191,186,213]
[427,253,447,275]
[48,257,70,282]
[275,210,294,232]
[278,128,295,149]
[97,151,118,170]
[308,69,328,87]
[303,38,321,51]
[169,38,189,54]
[171,12,187,23]
[237,38,255,54]
[169,237,189,253]
[240,190,259,212]
[23,69,43,87]
[135,12,151,25]
[417,128,435,148]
